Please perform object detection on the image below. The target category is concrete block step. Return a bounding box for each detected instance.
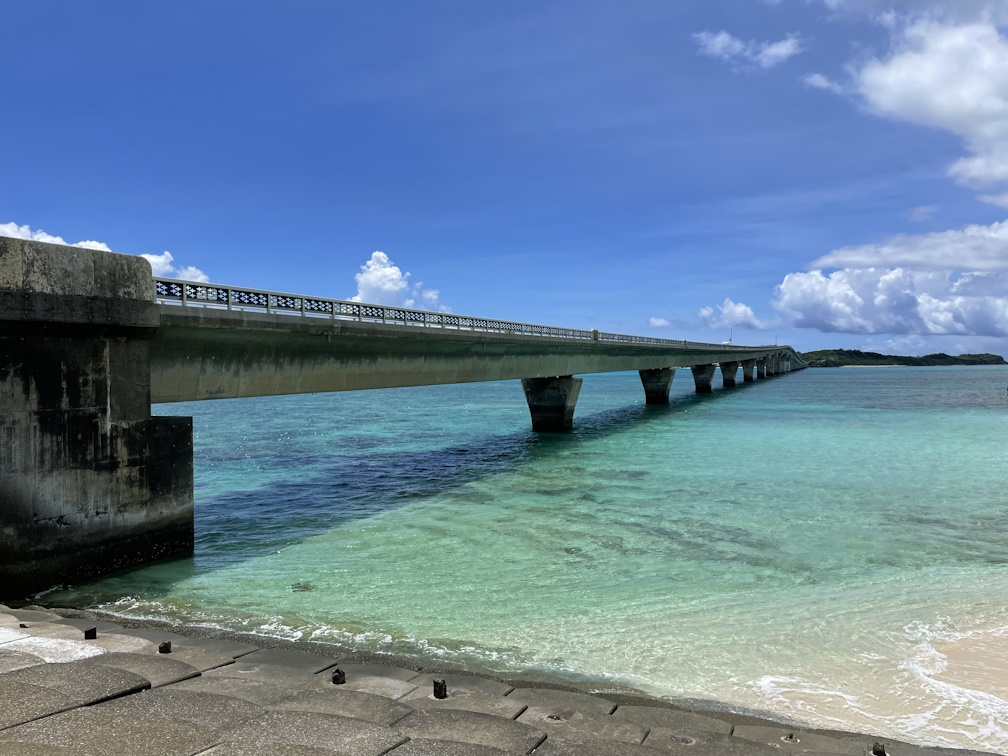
[508,688,616,717]
[107,627,258,659]
[330,662,423,681]
[0,706,220,756]
[732,724,884,755]
[517,704,648,745]
[405,672,513,698]
[234,647,338,674]
[407,691,528,720]
[610,704,733,735]
[0,648,46,674]
[319,663,420,700]
[222,710,408,756]
[92,687,266,736]
[528,733,664,755]
[49,617,125,634]
[3,622,156,654]
[0,660,149,706]
[171,675,303,707]
[0,742,77,755]
[201,744,338,756]
[3,610,61,625]
[81,650,201,688]
[153,646,237,674]
[642,727,789,754]
[388,738,513,755]
[395,709,547,755]
[0,679,76,730]
[204,660,325,689]
[271,688,414,726]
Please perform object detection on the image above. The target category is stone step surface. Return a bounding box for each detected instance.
[0,612,998,756]
[395,709,548,754]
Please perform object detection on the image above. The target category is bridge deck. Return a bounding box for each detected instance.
[151,303,797,403]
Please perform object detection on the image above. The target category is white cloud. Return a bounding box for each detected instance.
[1,221,207,282]
[0,222,111,251]
[694,31,747,61]
[857,20,1008,190]
[811,217,1008,271]
[803,73,845,95]
[814,0,1008,24]
[141,251,210,283]
[74,240,113,251]
[980,192,1008,209]
[756,36,804,68]
[698,298,766,329]
[694,31,804,70]
[648,316,672,328]
[774,267,1008,336]
[351,250,449,312]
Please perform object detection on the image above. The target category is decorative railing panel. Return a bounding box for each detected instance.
[154,277,793,357]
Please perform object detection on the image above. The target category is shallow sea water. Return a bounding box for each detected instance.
[49,365,1008,753]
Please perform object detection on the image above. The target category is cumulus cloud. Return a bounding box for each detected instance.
[1,221,208,282]
[351,251,449,312]
[0,222,111,251]
[774,267,1008,336]
[811,217,1008,271]
[648,316,672,328]
[694,31,804,70]
[857,20,1008,190]
[776,217,1008,336]
[141,251,209,282]
[698,298,766,329]
[814,0,1008,24]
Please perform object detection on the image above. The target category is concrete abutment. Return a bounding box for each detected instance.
[0,237,194,599]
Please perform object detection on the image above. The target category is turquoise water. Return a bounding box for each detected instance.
[50,366,1008,752]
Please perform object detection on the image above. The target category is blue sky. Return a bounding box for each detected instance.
[3,0,1008,354]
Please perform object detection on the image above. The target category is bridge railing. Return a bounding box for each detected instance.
[154,278,781,353]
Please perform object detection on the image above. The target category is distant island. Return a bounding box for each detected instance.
[799,349,1007,368]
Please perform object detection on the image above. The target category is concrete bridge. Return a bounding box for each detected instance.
[1,238,805,596]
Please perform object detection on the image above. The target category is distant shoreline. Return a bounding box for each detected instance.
[801,349,1007,369]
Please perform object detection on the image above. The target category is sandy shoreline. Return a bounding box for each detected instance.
[10,602,997,755]
[933,631,1008,701]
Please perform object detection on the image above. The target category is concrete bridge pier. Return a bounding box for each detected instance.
[638,367,675,404]
[0,238,194,598]
[742,359,756,382]
[771,353,781,375]
[719,361,740,387]
[521,376,582,432]
[757,358,767,379]
[690,364,717,394]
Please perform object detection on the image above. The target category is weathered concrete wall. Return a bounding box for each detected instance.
[0,237,193,598]
[150,308,801,402]
[521,376,582,432]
